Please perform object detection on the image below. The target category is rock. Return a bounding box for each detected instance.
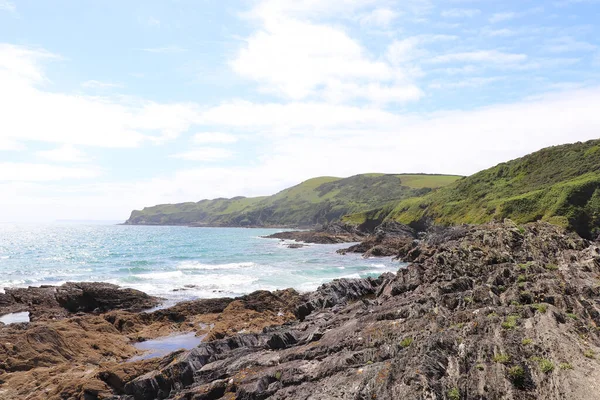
[1,282,160,321]
[4,221,600,400]
[264,222,366,244]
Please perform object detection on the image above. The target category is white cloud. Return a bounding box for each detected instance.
[192,132,238,144]
[81,80,123,89]
[359,7,399,27]
[428,50,527,65]
[232,2,420,104]
[0,43,202,149]
[4,86,600,222]
[171,147,235,161]
[441,8,480,18]
[0,1,15,12]
[489,12,518,23]
[545,36,597,53]
[145,16,161,27]
[37,145,88,163]
[0,163,100,182]
[429,76,504,89]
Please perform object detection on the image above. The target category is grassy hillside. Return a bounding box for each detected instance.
[344,140,600,239]
[125,174,462,227]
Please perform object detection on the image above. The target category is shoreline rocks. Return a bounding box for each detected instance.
[2,221,600,399]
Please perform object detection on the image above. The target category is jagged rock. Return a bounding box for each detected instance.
[4,222,600,400]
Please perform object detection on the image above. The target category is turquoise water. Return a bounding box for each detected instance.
[0,224,403,302]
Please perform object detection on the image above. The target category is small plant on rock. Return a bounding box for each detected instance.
[584,350,595,359]
[545,263,559,271]
[538,359,554,373]
[566,313,578,320]
[532,303,548,314]
[522,338,533,345]
[508,365,526,387]
[447,387,460,400]
[517,274,527,283]
[400,337,413,348]
[559,363,573,370]
[502,315,519,329]
[494,353,511,364]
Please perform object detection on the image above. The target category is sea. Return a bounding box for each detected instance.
[0,223,403,303]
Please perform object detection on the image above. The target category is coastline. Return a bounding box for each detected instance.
[2,221,600,399]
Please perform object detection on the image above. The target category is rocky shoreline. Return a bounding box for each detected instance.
[2,221,600,399]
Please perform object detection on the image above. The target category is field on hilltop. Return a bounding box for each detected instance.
[125,173,462,227]
[344,139,600,239]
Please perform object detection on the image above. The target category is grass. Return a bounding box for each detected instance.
[566,313,578,320]
[501,315,519,330]
[508,366,526,387]
[127,173,461,227]
[538,359,555,373]
[400,337,413,348]
[522,338,533,345]
[545,264,559,271]
[559,363,574,370]
[493,353,511,364]
[447,387,460,400]
[373,139,600,239]
[532,303,548,314]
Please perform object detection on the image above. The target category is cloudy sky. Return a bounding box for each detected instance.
[1,0,599,222]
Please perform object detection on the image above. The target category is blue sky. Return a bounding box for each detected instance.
[1,0,599,222]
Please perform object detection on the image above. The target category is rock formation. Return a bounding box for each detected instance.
[2,221,600,399]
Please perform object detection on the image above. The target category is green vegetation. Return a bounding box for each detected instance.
[566,313,578,320]
[559,363,573,370]
[545,264,559,271]
[522,338,533,345]
[508,365,526,387]
[447,387,460,400]
[126,173,461,227]
[344,140,600,239]
[501,315,519,330]
[494,353,511,364]
[400,337,413,348]
[584,350,595,359]
[538,359,555,373]
[532,303,548,314]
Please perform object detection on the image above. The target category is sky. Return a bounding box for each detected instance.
[1,0,600,222]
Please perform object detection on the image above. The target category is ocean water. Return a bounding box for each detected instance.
[0,224,404,302]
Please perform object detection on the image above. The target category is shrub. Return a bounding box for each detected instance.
[584,350,595,359]
[400,337,413,348]
[559,363,573,370]
[566,313,578,320]
[494,353,511,364]
[476,364,484,371]
[517,275,527,283]
[447,387,460,400]
[522,338,533,345]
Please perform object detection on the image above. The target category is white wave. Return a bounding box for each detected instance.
[134,271,184,280]
[369,263,388,269]
[176,261,256,270]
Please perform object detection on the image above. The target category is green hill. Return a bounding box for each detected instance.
[344,139,600,239]
[125,174,462,227]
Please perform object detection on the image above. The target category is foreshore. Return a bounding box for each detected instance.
[1,221,600,399]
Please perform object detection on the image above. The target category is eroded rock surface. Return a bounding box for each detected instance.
[3,221,600,400]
